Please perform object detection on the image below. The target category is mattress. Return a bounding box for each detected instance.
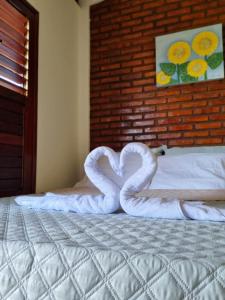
[0,198,225,300]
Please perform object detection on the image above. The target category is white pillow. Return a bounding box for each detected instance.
[165,145,225,156]
[75,146,165,188]
[150,153,225,190]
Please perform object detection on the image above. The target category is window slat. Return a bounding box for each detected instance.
[0,19,27,46]
[0,0,27,24]
[0,79,26,95]
[0,31,26,57]
[0,54,26,76]
[0,6,27,34]
[0,0,28,95]
[0,43,27,67]
[0,65,26,85]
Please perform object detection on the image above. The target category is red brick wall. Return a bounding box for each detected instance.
[90,0,225,151]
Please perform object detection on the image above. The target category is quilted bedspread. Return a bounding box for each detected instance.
[0,199,225,299]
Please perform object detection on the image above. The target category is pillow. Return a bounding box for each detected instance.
[75,145,165,188]
[165,145,225,156]
[150,153,225,190]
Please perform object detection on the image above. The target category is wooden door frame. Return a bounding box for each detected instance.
[7,0,39,194]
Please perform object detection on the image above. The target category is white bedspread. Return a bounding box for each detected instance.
[1,198,225,300]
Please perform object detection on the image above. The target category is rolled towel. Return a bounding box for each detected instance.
[16,146,121,214]
[120,144,225,221]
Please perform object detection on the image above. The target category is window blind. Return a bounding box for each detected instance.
[0,0,29,95]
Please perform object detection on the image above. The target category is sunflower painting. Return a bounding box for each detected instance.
[155,24,224,87]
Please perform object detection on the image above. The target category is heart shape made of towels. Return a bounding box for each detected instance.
[84,142,157,192]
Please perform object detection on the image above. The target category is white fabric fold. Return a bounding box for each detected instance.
[16,146,121,214]
[120,143,225,221]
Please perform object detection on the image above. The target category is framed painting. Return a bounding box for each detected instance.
[155,24,224,87]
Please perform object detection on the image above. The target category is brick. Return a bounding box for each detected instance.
[157,3,179,13]
[101,116,120,122]
[145,98,166,105]
[101,90,120,97]
[181,0,203,7]
[121,19,142,28]
[194,92,219,100]
[101,63,120,71]
[145,126,167,133]
[110,122,131,128]
[169,124,193,131]
[210,115,225,121]
[122,60,142,67]
[135,134,156,140]
[158,117,181,125]
[134,106,156,113]
[168,139,194,146]
[184,131,209,138]
[121,87,142,94]
[183,116,208,123]
[111,108,132,115]
[182,101,207,109]
[101,129,120,136]
[211,129,225,136]
[121,101,143,108]
[133,23,154,32]
[181,11,205,21]
[167,7,191,17]
[133,79,154,86]
[194,107,220,114]
[115,136,133,142]
[195,122,222,130]
[195,138,223,145]
[143,0,165,9]
[144,112,167,119]
[133,120,155,127]
[121,114,142,121]
[133,51,154,59]
[167,95,192,103]
[121,128,143,135]
[156,89,180,97]
[156,17,178,26]
[158,133,182,139]
[168,109,192,117]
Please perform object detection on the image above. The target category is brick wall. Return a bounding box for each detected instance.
[90,0,225,151]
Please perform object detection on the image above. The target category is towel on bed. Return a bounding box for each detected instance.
[16,146,121,214]
[120,144,225,221]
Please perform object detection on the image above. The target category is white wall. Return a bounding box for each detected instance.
[75,0,105,178]
[28,0,81,192]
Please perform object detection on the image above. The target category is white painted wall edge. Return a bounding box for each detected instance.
[79,0,104,7]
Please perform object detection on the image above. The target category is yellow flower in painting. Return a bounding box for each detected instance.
[168,41,191,64]
[187,59,208,78]
[156,71,171,85]
[192,31,219,56]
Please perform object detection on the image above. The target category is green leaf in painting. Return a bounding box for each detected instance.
[179,62,189,76]
[160,63,176,76]
[206,52,223,69]
[170,79,179,84]
[180,74,197,83]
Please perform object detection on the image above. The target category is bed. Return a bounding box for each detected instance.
[1,197,225,300]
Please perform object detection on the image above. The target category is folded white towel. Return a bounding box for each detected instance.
[119,143,225,221]
[16,146,121,214]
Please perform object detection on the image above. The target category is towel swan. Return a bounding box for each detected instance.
[16,146,121,214]
[119,143,189,219]
[120,143,225,221]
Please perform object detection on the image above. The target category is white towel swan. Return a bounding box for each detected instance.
[15,146,121,214]
[120,143,225,221]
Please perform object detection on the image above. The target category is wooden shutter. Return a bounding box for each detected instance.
[0,0,29,95]
[0,0,38,197]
